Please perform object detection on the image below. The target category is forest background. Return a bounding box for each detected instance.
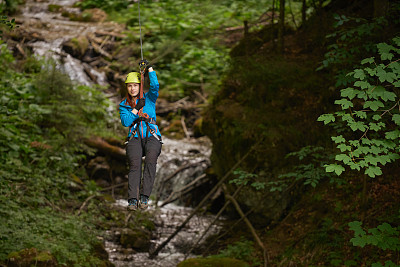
[0,0,400,266]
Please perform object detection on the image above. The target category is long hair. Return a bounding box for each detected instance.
[125,91,137,109]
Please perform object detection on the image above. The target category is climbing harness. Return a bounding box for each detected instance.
[125,116,162,146]
[124,1,162,146]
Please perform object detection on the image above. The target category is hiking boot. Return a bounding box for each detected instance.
[127,198,138,211]
[139,195,149,210]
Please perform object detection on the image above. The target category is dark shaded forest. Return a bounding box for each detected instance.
[1,0,400,266]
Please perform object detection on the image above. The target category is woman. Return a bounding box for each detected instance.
[119,64,162,211]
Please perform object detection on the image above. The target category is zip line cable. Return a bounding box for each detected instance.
[138,0,143,60]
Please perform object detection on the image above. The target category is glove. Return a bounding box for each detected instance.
[135,98,145,110]
[139,59,149,68]
[139,59,154,71]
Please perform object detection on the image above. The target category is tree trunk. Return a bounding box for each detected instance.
[244,20,249,37]
[361,174,368,222]
[271,0,276,49]
[278,0,285,54]
[302,0,306,25]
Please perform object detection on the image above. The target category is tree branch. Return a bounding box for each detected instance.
[149,139,262,258]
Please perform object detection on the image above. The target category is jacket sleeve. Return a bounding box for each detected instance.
[119,104,138,127]
[147,71,159,103]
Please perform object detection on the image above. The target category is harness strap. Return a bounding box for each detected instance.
[125,116,161,145]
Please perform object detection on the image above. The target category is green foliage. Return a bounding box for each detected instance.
[317,11,396,87]
[0,42,117,265]
[210,237,259,265]
[231,169,265,191]
[0,15,17,38]
[0,202,102,265]
[276,146,338,190]
[349,221,400,267]
[349,221,400,251]
[0,0,24,14]
[318,37,400,178]
[78,0,279,98]
[75,0,129,12]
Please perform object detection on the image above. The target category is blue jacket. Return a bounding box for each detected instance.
[119,71,161,139]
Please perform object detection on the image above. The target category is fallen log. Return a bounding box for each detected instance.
[181,115,190,139]
[100,182,128,192]
[90,39,113,59]
[84,136,126,160]
[77,194,97,216]
[87,33,104,45]
[95,30,127,39]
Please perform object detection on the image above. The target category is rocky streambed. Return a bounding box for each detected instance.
[104,200,223,267]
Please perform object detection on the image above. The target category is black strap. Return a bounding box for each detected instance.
[145,121,151,146]
[126,116,159,145]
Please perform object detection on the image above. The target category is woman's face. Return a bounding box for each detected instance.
[127,83,140,97]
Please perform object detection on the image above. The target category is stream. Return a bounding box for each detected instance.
[13,0,222,265]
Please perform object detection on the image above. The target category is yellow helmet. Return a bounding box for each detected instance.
[125,72,140,83]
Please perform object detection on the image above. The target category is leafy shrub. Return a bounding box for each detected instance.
[317,13,391,87]
[278,146,338,189]
[349,221,400,267]
[230,169,266,191]
[318,37,400,178]
[0,41,116,265]
[210,237,260,265]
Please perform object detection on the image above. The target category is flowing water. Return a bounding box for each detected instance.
[14,1,222,265]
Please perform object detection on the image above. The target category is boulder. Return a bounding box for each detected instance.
[119,228,151,252]
[62,35,89,59]
[91,242,114,266]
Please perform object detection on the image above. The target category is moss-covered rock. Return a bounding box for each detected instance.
[7,248,58,267]
[193,117,204,137]
[177,257,250,267]
[119,228,151,252]
[48,4,63,13]
[62,35,89,59]
[91,242,115,266]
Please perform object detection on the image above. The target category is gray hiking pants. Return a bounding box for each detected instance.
[126,136,162,200]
